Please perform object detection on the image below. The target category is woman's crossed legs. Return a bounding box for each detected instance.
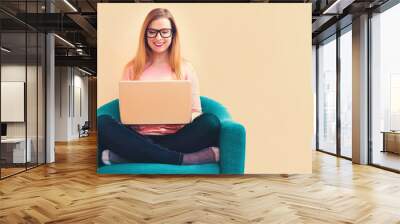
[97,113,220,165]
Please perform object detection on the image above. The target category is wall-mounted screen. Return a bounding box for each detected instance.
[1,81,25,122]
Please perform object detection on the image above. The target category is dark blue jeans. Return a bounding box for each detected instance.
[97,113,220,165]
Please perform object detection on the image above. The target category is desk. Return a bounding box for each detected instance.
[381,131,400,154]
[1,138,31,163]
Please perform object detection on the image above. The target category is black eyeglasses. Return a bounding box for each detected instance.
[146,28,173,38]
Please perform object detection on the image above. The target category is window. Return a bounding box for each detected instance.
[339,27,352,158]
[317,35,337,154]
[371,2,400,171]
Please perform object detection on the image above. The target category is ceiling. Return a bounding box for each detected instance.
[0,0,393,75]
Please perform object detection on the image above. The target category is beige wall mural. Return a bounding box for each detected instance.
[97,3,313,173]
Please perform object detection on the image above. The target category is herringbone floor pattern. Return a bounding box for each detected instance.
[1,134,400,223]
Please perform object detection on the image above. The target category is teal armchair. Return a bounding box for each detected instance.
[97,96,246,174]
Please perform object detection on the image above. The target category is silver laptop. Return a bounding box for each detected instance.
[119,80,192,125]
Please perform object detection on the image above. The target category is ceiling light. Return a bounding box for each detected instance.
[1,47,11,53]
[63,0,78,12]
[322,0,355,15]
[54,34,75,48]
[77,67,93,76]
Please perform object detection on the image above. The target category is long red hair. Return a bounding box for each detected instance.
[126,8,183,80]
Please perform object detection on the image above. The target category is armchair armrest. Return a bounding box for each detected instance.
[219,119,246,174]
[200,96,231,121]
[97,99,121,122]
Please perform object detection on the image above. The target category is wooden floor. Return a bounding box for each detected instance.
[1,163,44,178]
[1,167,26,178]
[1,135,400,223]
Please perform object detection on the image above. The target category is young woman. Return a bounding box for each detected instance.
[98,8,221,165]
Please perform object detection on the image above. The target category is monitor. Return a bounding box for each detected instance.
[1,123,7,137]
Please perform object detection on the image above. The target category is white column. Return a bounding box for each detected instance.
[46,33,55,163]
[45,1,55,163]
[352,14,369,164]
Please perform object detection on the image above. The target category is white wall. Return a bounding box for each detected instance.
[55,66,69,141]
[71,72,89,139]
[54,67,89,141]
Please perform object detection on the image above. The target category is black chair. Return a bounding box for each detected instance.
[78,121,90,138]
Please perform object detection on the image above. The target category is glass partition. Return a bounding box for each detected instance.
[1,31,28,177]
[38,32,45,165]
[317,35,337,154]
[27,30,38,169]
[0,1,46,179]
